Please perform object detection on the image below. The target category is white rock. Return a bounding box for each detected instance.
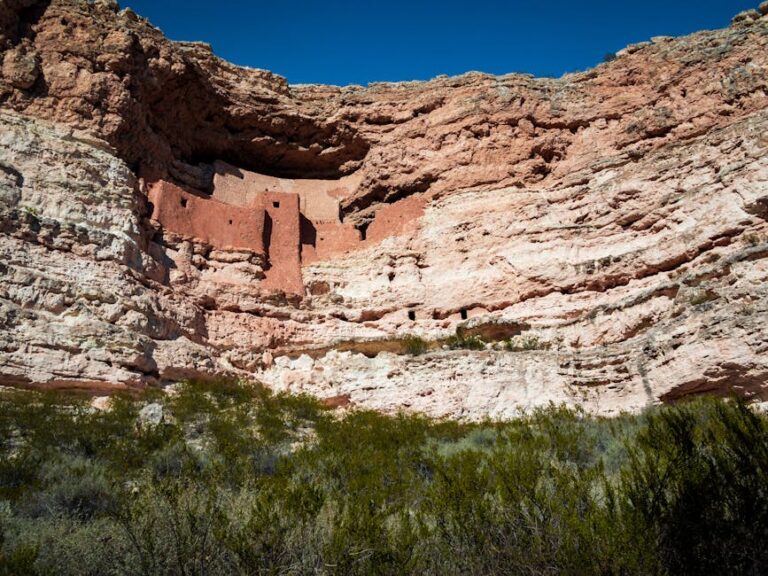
[138,403,164,427]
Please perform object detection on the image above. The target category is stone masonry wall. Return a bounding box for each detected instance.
[148,180,265,254]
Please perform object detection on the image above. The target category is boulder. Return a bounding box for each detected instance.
[138,403,165,427]
[2,44,39,90]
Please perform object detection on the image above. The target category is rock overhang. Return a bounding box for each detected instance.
[1,1,768,417]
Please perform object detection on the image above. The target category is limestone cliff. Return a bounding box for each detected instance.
[1,0,768,417]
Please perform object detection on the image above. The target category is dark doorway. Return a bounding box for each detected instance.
[262,212,273,269]
[408,310,416,321]
[460,308,468,320]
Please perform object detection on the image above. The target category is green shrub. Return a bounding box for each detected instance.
[401,335,428,356]
[505,334,550,351]
[26,456,115,520]
[443,334,486,351]
[0,383,766,575]
[620,399,768,575]
[688,289,716,306]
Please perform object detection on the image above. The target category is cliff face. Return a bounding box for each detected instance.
[1,0,768,416]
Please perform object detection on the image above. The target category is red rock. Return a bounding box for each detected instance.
[1,42,38,89]
[2,1,768,417]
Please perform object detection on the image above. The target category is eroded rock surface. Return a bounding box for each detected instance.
[1,0,768,417]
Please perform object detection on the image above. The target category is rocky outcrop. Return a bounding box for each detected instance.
[0,111,235,388]
[0,0,367,181]
[1,0,768,417]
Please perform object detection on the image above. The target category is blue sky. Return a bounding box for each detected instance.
[124,0,757,85]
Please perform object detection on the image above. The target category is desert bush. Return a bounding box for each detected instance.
[505,334,550,351]
[1,516,131,576]
[402,335,428,356]
[23,455,115,520]
[688,289,716,306]
[443,333,486,350]
[0,383,766,575]
[620,399,768,575]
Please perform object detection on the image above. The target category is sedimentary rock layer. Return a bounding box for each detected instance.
[1,0,768,416]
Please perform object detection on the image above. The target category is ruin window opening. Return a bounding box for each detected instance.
[408,310,416,321]
[180,198,187,208]
[273,201,280,209]
[460,308,468,320]
[357,221,370,241]
[228,219,233,225]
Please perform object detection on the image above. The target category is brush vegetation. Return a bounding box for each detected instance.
[0,380,767,575]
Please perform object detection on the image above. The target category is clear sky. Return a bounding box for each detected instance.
[124,0,757,86]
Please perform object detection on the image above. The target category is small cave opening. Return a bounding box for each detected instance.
[460,308,468,320]
[180,198,188,208]
[408,310,416,321]
[228,219,233,225]
[357,221,371,241]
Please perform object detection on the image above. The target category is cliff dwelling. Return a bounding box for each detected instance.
[5,0,768,424]
[148,161,426,295]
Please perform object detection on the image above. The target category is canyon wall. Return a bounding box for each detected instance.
[1,0,768,417]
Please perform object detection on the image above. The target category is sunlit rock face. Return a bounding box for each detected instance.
[1,0,768,417]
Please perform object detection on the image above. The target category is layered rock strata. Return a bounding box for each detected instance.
[1,0,768,417]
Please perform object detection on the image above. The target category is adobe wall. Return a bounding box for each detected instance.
[299,194,426,263]
[299,195,425,263]
[301,221,362,264]
[148,162,427,288]
[149,180,305,295]
[258,191,303,294]
[210,161,261,206]
[148,180,265,254]
[212,160,361,223]
[209,161,428,264]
